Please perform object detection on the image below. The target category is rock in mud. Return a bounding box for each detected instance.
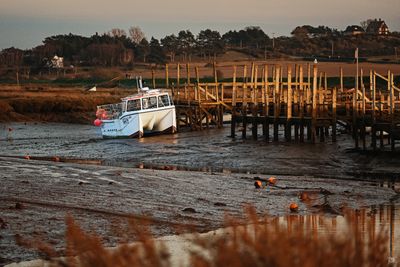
[15,202,24,210]
[182,207,197,213]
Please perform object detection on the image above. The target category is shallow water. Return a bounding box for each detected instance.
[3,122,400,180]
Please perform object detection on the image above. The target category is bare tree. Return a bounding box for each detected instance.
[129,26,146,44]
[360,19,373,31]
[108,28,127,38]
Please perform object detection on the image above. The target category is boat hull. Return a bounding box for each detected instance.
[100,106,176,138]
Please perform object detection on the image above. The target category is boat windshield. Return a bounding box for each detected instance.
[158,94,170,107]
[142,96,158,110]
[126,99,141,112]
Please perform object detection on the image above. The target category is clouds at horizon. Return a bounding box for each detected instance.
[0,0,399,49]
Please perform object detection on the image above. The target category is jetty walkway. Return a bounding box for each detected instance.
[160,63,400,151]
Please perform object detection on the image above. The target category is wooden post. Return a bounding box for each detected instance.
[319,72,323,91]
[251,64,258,140]
[213,61,218,84]
[254,65,258,104]
[243,65,248,103]
[250,62,255,85]
[231,66,237,138]
[265,65,269,116]
[165,64,169,88]
[264,65,269,141]
[390,72,395,151]
[353,67,359,149]
[195,66,200,84]
[371,70,377,150]
[177,63,180,88]
[16,71,20,87]
[307,63,311,102]
[332,87,337,142]
[286,66,292,141]
[380,93,384,149]
[187,63,191,85]
[361,69,366,150]
[274,66,280,141]
[299,65,305,142]
[261,66,266,114]
[152,69,156,89]
[311,65,318,143]
[232,66,237,107]
[340,67,343,93]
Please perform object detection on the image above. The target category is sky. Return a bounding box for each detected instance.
[0,0,399,49]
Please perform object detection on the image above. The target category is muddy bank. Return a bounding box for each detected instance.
[0,85,133,123]
[0,156,399,265]
[1,123,400,265]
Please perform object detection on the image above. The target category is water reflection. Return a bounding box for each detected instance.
[279,204,399,261]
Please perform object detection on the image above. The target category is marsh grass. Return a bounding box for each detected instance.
[16,207,392,267]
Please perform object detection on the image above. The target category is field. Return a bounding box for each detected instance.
[0,59,399,124]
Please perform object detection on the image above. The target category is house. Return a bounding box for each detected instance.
[51,55,64,68]
[366,19,389,35]
[344,25,365,36]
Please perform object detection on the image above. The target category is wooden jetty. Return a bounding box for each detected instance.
[159,62,400,151]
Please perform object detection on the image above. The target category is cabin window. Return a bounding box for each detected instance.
[126,99,141,111]
[142,97,157,109]
[158,95,170,107]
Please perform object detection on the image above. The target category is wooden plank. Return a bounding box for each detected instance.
[375,72,389,82]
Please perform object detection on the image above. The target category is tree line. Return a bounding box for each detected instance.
[1,24,399,69]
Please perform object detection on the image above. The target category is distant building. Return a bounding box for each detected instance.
[344,25,365,36]
[366,19,389,35]
[51,55,64,68]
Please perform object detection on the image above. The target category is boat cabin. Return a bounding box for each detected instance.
[96,91,173,120]
[124,93,172,112]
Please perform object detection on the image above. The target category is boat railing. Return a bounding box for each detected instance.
[96,103,123,120]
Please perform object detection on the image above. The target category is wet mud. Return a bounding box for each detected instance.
[0,123,400,265]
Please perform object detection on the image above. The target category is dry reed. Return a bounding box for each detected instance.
[16,207,392,267]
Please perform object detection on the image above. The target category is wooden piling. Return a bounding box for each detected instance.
[152,69,156,89]
[311,65,318,143]
[231,65,237,138]
[286,66,292,141]
[274,66,280,141]
[371,70,377,150]
[299,65,305,142]
[332,87,337,142]
[187,63,191,85]
[165,64,169,88]
[177,63,180,88]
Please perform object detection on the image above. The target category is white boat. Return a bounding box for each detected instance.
[94,87,176,138]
